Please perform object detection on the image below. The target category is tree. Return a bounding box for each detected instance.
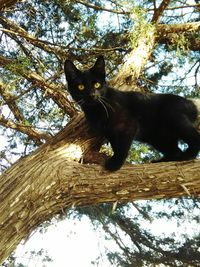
[0,0,200,265]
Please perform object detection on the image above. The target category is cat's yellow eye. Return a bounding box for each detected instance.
[94,82,101,89]
[78,84,85,91]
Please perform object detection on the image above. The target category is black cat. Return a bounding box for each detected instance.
[64,56,200,171]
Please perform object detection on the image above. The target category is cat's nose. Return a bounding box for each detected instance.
[91,90,101,99]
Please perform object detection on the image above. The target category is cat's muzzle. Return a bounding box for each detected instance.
[91,90,101,100]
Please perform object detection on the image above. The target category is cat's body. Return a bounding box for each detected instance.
[64,56,200,171]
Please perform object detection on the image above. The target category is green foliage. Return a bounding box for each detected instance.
[127,143,158,163]
[129,6,155,48]
[7,57,32,74]
[166,32,190,57]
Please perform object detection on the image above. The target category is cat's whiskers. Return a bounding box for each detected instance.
[101,96,114,112]
[98,98,109,118]
[77,99,85,106]
[97,96,114,118]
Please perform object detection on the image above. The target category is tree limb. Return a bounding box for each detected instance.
[157,21,200,35]
[0,83,26,122]
[73,0,127,14]
[0,117,199,263]
[156,22,200,51]
[110,0,172,90]
[151,0,171,23]
[0,115,51,145]
[110,26,156,91]
[0,16,68,58]
[0,55,76,117]
[73,0,200,15]
[0,0,21,11]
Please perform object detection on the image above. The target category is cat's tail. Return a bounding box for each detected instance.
[190,99,200,127]
[190,98,200,114]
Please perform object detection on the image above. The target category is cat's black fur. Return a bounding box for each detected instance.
[64,56,200,171]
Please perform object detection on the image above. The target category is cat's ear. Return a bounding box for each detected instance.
[92,56,105,79]
[64,59,80,82]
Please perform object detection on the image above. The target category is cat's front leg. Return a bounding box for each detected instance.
[105,154,126,171]
[105,134,133,171]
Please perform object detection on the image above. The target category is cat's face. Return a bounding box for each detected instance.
[64,56,107,104]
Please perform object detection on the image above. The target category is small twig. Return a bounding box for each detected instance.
[180,184,191,196]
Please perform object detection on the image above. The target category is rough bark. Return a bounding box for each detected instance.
[110,0,171,91]
[157,22,200,35]
[0,0,21,10]
[0,113,200,264]
[110,27,156,91]
[156,22,200,51]
[111,21,200,91]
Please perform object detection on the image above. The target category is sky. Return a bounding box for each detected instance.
[13,203,200,267]
[14,216,116,267]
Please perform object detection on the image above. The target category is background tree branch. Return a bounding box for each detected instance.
[0,55,76,117]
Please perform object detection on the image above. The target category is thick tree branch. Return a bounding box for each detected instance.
[157,21,200,35]
[114,0,173,90]
[156,22,200,51]
[0,116,200,263]
[110,27,155,91]
[110,20,200,91]
[0,0,21,10]
[158,34,200,51]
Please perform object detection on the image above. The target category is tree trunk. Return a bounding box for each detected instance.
[110,26,155,91]
[0,113,200,264]
[0,0,21,10]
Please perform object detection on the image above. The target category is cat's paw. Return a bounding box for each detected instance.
[104,157,123,171]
